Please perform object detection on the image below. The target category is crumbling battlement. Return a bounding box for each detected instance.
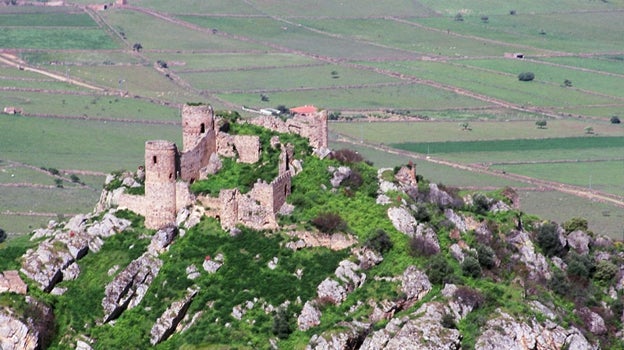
[249,109,328,149]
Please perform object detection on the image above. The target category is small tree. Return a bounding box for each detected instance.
[563,79,572,87]
[132,42,143,52]
[0,228,6,243]
[54,178,64,188]
[535,120,547,129]
[459,122,471,131]
[272,307,292,339]
[518,72,535,81]
[461,256,482,278]
[610,116,620,124]
[535,221,566,258]
[312,212,347,234]
[454,13,464,21]
[260,94,270,102]
[584,126,594,134]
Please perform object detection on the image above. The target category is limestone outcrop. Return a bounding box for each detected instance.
[0,313,38,350]
[0,270,27,294]
[102,252,163,323]
[150,287,199,345]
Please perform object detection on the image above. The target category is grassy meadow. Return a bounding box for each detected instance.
[1,1,623,234]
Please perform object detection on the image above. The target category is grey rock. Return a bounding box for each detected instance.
[186,265,200,280]
[444,209,467,233]
[150,287,199,345]
[507,230,551,281]
[567,230,591,255]
[352,247,383,270]
[317,278,346,305]
[298,301,321,331]
[361,302,461,350]
[575,307,607,335]
[401,266,432,301]
[147,226,177,255]
[414,223,440,254]
[329,166,352,188]
[449,243,465,263]
[0,313,39,350]
[62,262,80,281]
[76,340,92,350]
[102,252,162,323]
[428,183,455,207]
[376,194,391,205]
[335,260,366,290]
[387,207,416,236]
[21,240,75,292]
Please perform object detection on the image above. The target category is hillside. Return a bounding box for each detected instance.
[1,111,623,350]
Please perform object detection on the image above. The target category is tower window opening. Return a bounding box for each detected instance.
[200,123,206,133]
[169,173,173,179]
[153,156,157,164]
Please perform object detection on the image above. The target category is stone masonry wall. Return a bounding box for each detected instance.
[179,130,216,182]
[270,172,291,213]
[232,135,260,164]
[249,111,328,149]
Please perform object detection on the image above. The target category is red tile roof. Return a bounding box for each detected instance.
[290,105,317,114]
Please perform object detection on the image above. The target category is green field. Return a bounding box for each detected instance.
[2,1,624,234]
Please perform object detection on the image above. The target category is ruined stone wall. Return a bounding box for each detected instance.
[232,135,260,164]
[179,130,216,182]
[116,193,148,217]
[218,189,239,230]
[270,172,291,213]
[144,140,178,229]
[182,104,214,152]
[248,111,328,149]
[288,110,328,149]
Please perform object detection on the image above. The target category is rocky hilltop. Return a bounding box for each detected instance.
[1,114,623,350]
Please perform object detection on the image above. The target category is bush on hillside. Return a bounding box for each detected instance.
[535,222,566,258]
[427,255,456,285]
[563,217,588,234]
[364,229,393,254]
[610,116,620,124]
[476,244,496,269]
[409,235,439,257]
[461,256,482,278]
[312,212,347,234]
[330,149,364,164]
[518,72,535,81]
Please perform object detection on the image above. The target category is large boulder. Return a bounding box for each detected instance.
[507,230,551,281]
[567,230,592,255]
[444,209,467,233]
[298,301,322,331]
[0,313,39,350]
[401,266,432,302]
[102,252,163,323]
[476,309,596,350]
[361,302,461,350]
[387,207,416,236]
[317,278,346,305]
[150,287,199,345]
[428,183,456,207]
[335,260,366,291]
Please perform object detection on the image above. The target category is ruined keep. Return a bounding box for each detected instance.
[115,103,328,231]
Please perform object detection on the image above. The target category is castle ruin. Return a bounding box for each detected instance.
[115,104,328,231]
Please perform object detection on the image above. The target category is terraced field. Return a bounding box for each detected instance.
[1,0,623,236]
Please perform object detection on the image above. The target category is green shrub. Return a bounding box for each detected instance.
[594,260,618,283]
[476,244,495,269]
[427,255,456,285]
[461,256,482,278]
[441,313,457,329]
[311,212,347,234]
[364,229,393,254]
[549,270,570,296]
[409,235,439,257]
[518,72,535,81]
[563,217,588,234]
[330,149,364,164]
[566,252,594,281]
[610,116,621,124]
[535,222,566,258]
[272,307,292,339]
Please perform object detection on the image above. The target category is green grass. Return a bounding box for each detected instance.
[460,59,624,99]
[0,28,118,49]
[519,190,624,239]
[392,136,624,154]
[0,12,97,27]
[250,0,437,17]
[143,52,319,72]
[0,91,180,121]
[493,160,624,196]
[219,83,490,111]
[0,116,181,171]
[102,10,268,51]
[297,18,547,57]
[413,11,624,53]
[415,0,624,15]
[331,120,624,144]
[179,16,417,61]
[0,186,99,214]
[19,50,140,65]
[364,60,618,108]
[536,56,624,76]
[180,64,400,92]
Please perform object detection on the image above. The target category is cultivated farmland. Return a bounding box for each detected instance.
[1,1,623,236]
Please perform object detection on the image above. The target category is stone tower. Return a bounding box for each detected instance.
[182,104,214,152]
[144,140,178,229]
